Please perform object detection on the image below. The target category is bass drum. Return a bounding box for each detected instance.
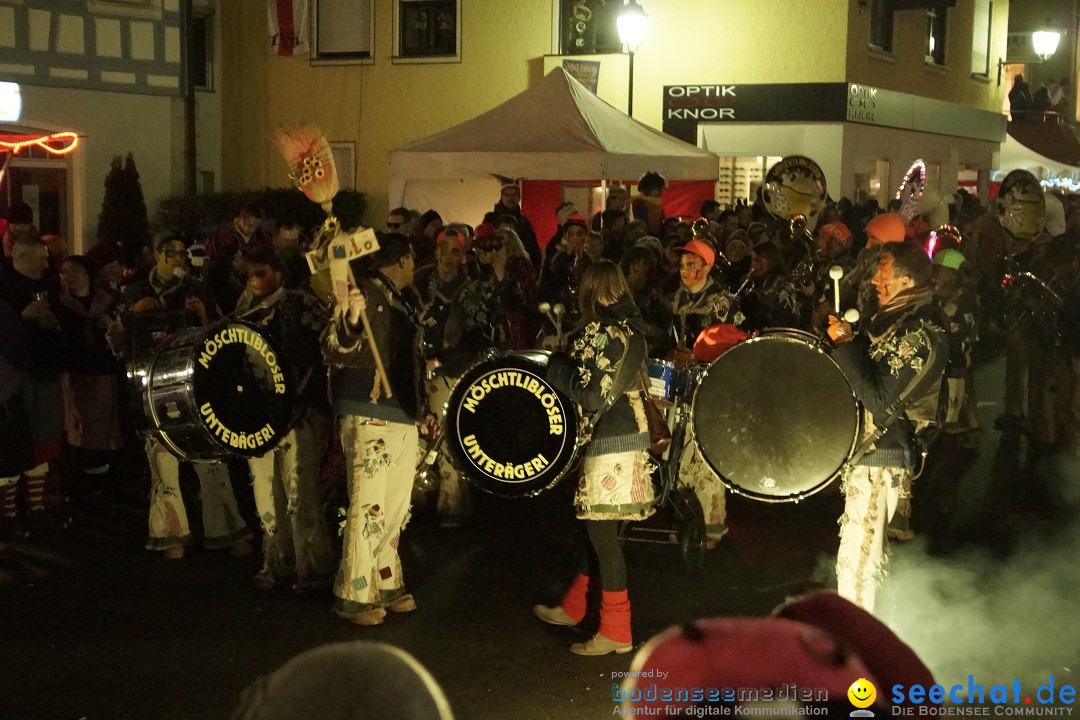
[691,328,861,502]
[445,351,582,497]
[141,320,296,461]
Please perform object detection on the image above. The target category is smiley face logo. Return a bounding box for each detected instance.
[848,678,877,708]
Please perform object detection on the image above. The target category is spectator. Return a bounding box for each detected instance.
[2,201,37,259]
[491,183,541,268]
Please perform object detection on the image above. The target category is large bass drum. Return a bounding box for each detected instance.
[691,328,861,502]
[445,351,582,497]
[140,320,296,462]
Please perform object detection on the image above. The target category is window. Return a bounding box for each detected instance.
[395,0,459,60]
[189,13,212,91]
[926,7,947,65]
[313,0,373,62]
[558,0,621,55]
[970,0,992,75]
[869,0,894,52]
[330,142,356,189]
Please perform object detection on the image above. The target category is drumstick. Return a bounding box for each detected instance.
[843,308,860,325]
[828,265,843,311]
[553,303,565,347]
[341,263,393,400]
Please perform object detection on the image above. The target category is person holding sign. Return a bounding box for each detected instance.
[323,233,431,626]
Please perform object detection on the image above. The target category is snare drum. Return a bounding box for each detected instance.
[646,359,679,407]
[444,351,582,497]
[691,328,861,502]
[140,320,296,462]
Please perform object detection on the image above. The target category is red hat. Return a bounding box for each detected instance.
[818,222,852,241]
[675,239,715,267]
[622,616,878,714]
[473,223,497,241]
[563,213,589,229]
[773,590,935,706]
[436,229,464,247]
[693,323,750,363]
[866,213,906,244]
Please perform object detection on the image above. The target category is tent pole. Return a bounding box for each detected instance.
[599,179,607,229]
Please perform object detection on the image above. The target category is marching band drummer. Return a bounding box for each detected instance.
[416,228,491,527]
[826,241,947,612]
[234,245,334,593]
[533,260,656,656]
[323,233,431,626]
[123,230,252,560]
[664,238,744,549]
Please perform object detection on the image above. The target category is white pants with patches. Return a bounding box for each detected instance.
[836,465,903,613]
[334,416,418,614]
[145,438,250,550]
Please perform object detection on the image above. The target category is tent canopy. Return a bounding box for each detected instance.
[995,133,1080,184]
[389,67,719,182]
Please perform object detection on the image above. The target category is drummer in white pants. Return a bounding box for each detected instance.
[146,438,251,559]
[236,246,335,591]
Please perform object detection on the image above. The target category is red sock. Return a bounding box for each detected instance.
[599,589,632,644]
[558,573,591,624]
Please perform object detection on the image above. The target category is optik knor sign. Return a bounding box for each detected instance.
[847,84,878,123]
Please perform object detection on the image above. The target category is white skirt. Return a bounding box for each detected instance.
[574,449,657,521]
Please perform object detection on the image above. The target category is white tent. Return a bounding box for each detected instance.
[388,67,719,224]
[995,133,1080,189]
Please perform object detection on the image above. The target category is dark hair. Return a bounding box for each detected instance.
[751,240,786,275]
[637,171,667,195]
[7,201,33,225]
[881,240,932,287]
[419,209,442,228]
[62,254,92,276]
[243,244,286,272]
[275,219,301,233]
[371,233,412,269]
[388,207,411,220]
[153,228,187,250]
[718,209,737,223]
[700,199,722,216]
[601,208,627,225]
[239,204,262,219]
[620,245,655,275]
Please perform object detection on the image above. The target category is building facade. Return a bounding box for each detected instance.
[0,0,221,252]
[219,0,1010,225]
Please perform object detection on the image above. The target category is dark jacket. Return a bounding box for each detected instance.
[546,297,649,457]
[56,285,123,376]
[832,289,947,469]
[0,262,64,379]
[236,286,331,414]
[323,271,424,424]
[417,267,492,378]
[666,277,743,353]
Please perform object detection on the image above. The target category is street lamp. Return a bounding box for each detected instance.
[617,0,647,116]
[997,28,1062,86]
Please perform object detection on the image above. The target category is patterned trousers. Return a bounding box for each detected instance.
[427,374,471,519]
[333,416,418,614]
[836,465,903,613]
[248,410,333,584]
[145,438,250,550]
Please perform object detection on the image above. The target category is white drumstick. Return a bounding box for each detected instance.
[828,265,843,311]
[843,308,860,324]
[553,303,565,346]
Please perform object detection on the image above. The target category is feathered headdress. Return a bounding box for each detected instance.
[273,123,339,214]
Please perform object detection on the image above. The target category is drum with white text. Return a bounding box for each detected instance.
[444,351,582,497]
[141,320,296,461]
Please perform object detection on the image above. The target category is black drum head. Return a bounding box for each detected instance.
[446,353,580,497]
[692,332,859,502]
[190,322,295,458]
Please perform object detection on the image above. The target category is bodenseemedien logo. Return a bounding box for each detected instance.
[848,678,877,717]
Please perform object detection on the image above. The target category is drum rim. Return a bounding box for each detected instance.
[443,350,583,498]
[145,319,296,461]
[689,330,862,503]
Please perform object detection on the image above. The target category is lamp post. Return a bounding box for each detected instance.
[997,29,1061,86]
[617,0,647,117]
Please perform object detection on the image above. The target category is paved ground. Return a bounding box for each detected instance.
[2,356,1077,720]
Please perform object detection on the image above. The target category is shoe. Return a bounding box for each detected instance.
[887,527,915,541]
[293,575,331,597]
[334,607,387,626]
[252,570,277,591]
[569,633,633,656]
[533,604,577,627]
[386,593,417,613]
[229,539,254,558]
[163,545,185,560]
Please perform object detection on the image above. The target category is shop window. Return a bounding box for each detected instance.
[395,0,459,60]
[313,0,373,62]
[558,0,621,55]
[869,0,894,52]
[970,0,992,76]
[926,7,947,65]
